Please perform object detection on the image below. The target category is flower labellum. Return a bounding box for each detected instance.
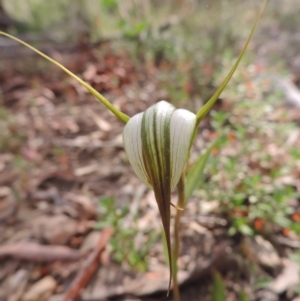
[123,100,196,290]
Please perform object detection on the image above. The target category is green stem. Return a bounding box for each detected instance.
[0,31,130,124]
[172,174,185,301]
[195,0,268,127]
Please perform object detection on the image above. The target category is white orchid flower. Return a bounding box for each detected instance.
[123,101,196,287]
[123,101,196,190]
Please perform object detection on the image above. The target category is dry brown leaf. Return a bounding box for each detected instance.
[31,214,78,245]
[86,108,112,132]
[0,242,85,262]
[268,259,300,294]
[22,276,57,301]
[80,231,101,253]
[83,64,97,81]
[242,236,282,271]
[0,196,17,222]
[64,193,96,219]
[7,269,30,301]
[74,164,99,177]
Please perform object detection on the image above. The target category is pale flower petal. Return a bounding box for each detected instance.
[122,112,150,187]
[123,101,196,190]
[170,109,196,189]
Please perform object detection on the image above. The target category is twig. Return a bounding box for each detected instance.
[62,228,113,301]
[0,242,85,262]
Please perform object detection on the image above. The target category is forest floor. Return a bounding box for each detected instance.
[1,9,300,301]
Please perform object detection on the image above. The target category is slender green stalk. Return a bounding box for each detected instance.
[172,174,185,301]
[0,31,130,124]
[195,0,268,127]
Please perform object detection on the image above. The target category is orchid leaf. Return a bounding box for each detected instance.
[196,0,268,126]
[240,291,250,301]
[0,31,130,124]
[185,135,224,201]
[211,272,226,301]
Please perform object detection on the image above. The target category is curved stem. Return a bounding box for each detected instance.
[0,31,130,124]
[172,174,185,301]
[195,0,268,127]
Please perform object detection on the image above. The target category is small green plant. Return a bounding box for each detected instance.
[0,106,26,153]
[211,272,226,301]
[199,57,300,238]
[290,251,300,294]
[95,197,159,271]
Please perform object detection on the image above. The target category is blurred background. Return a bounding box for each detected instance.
[0,1,300,301]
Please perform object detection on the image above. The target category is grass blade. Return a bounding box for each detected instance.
[185,137,222,201]
[211,272,226,301]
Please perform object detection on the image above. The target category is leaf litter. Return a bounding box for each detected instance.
[0,37,299,301]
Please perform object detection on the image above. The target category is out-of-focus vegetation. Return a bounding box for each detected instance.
[95,196,160,272]
[3,0,300,100]
[198,57,300,237]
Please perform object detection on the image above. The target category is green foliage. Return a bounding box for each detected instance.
[3,0,270,107]
[185,138,222,201]
[196,0,267,126]
[120,21,148,39]
[101,0,118,12]
[254,276,272,290]
[0,106,26,153]
[198,57,300,237]
[289,251,300,294]
[239,291,249,301]
[211,272,226,301]
[95,197,129,229]
[95,197,159,272]
[211,272,250,301]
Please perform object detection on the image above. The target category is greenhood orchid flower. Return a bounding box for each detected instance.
[123,101,196,190]
[0,0,266,293]
[123,101,196,286]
